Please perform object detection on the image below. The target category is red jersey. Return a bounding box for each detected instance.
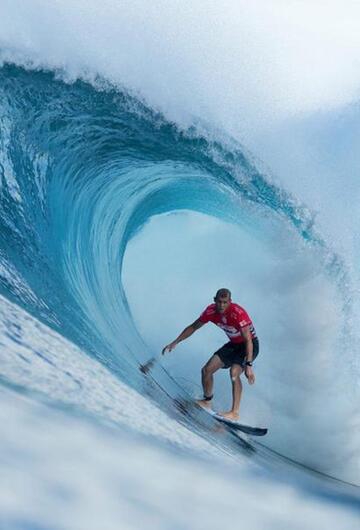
[199,302,257,344]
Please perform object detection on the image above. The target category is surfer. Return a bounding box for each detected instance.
[162,288,259,421]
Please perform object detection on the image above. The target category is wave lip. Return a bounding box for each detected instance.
[2,0,360,135]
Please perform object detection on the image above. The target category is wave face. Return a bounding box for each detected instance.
[1,61,359,488]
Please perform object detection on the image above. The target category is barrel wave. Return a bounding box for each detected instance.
[0,61,359,529]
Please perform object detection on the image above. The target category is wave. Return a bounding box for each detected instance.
[0,62,359,485]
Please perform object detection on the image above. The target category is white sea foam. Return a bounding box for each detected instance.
[1,1,360,136]
[2,295,358,529]
[0,294,219,455]
[0,379,359,530]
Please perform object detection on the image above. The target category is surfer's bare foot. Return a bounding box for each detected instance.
[196,399,212,410]
[219,411,239,421]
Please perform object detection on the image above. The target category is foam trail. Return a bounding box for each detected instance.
[1,382,359,530]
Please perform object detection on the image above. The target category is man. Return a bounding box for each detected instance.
[162,288,259,420]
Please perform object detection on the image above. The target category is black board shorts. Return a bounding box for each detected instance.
[214,338,259,369]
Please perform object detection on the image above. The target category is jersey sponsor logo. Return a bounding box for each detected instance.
[216,324,241,337]
[226,331,242,337]
[217,322,257,339]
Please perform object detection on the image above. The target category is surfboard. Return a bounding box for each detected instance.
[175,398,268,437]
[198,406,267,436]
[212,414,268,436]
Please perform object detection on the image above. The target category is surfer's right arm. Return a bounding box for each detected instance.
[162,319,205,354]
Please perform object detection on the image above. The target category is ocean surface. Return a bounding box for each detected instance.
[0,2,359,529]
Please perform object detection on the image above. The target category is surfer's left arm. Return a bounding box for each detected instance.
[242,325,255,384]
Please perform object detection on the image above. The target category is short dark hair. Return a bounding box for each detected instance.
[214,288,231,300]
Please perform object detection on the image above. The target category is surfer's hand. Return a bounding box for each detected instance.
[245,366,255,384]
[162,342,176,355]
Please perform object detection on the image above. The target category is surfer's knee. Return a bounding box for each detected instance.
[230,365,242,381]
[202,364,211,377]
[202,360,216,377]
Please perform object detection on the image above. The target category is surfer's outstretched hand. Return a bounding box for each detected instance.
[162,342,177,355]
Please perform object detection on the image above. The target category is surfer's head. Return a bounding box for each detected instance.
[214,288,231,313]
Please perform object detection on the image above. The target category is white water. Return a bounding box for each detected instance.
[1,1,360,129]
[0,296,359,530]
